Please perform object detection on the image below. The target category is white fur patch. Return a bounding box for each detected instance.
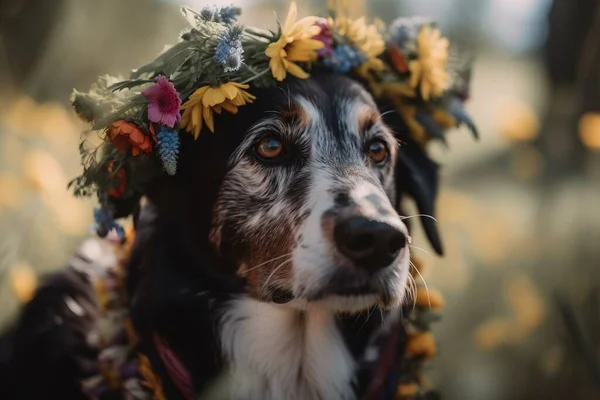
[203,297,356,400]
[351,181,378,201]
[292,167,339,299]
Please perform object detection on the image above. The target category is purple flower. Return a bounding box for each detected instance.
[142,75,182,128]
[313,18,334,57]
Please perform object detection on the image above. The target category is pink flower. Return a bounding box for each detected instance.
[314,18,334,57]
[142,75,182,128]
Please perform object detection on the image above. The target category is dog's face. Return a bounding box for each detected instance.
[209,75,409,311]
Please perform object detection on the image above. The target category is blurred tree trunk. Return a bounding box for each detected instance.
[578,3,600,114]
[545,0,598,87]
[0,0,66,88]
[1,0,183,104]
[537,0,600,176]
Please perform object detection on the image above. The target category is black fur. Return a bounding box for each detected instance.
[0,269,99,399]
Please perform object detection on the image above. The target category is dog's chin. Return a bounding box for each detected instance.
[268,282,406,313]
[281,292,402,313]
[311,294,383,312]
[316,281,407,312]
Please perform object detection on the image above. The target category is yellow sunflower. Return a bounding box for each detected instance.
[333,16,386,83]
[334,16,385,60]
[395,101,427,144]
[409,26,449,101]
[379,81,416,99]
[265,2,324,81]
[180,82,256,138]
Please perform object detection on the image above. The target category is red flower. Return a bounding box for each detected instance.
[148,123,157,143]
[108,120,152,156]
[389,46,408,74]
[106,161,127,198]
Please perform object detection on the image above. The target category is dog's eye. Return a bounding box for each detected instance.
[367,140,389,164]
[256,136,284,160]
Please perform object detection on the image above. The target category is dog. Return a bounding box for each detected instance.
[0,74,413,400]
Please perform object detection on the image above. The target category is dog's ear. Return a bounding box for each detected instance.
[381,106,444,255]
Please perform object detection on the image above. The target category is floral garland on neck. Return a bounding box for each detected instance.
[69,1,476,240]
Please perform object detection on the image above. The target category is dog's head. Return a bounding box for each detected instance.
[151,74,409,312]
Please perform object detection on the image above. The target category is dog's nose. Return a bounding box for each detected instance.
[334,216,406,271]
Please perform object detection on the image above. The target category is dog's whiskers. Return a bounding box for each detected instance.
[407,274,417,311]
[240,252,293,276]
[357,306,377,334]
[400,214,438,223]
[379,109,397,119]
[409,244,431,256]
[260,258,293,298]
[410,261,431,309]
[352,308,366,328]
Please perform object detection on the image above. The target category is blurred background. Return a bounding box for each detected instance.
[1,0,600,399]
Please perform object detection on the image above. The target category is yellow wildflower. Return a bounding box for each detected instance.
[387,95,427,144]
[409,26,449,101]
[180,82,256,138]
[138,354,166,400]
[432,108,457,129]
[355,57,385,90]
[333,15,386,84]
[265,2,324,81]
[380,82,416,98]
[406,331,437,360]
[397,383,419,398]
[327,0,367,19]
[415,287,446,309]
[334,16,385,60]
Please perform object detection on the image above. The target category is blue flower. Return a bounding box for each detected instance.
[218,6,242,24]
[448,98,478,139]
[323,45,367,74]
[214,25,245,72]
[200,5,241,24]
[200,7,215,21]
[388,17,432,51]
[93,208,125,242]
[156,127,180,176]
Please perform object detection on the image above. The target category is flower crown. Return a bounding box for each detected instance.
[69,2,477,241]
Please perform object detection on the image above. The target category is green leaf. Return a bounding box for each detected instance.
[112,95,147,116]
[130,41,195,79]
[244,27,274,40]
[109,79,154,92]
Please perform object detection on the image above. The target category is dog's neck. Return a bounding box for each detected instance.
[203,298,357,400]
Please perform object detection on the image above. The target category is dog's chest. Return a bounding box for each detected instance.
[202,299,357,400]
